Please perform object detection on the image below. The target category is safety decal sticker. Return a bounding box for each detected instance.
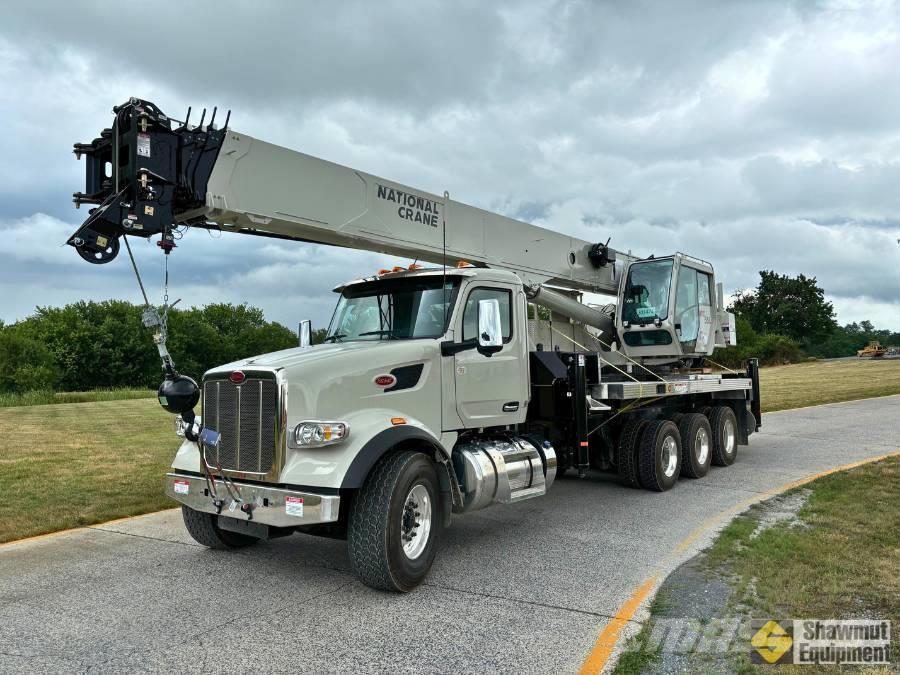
[137,133,151,157]
[173,479,190,495]
[285,496,304,517]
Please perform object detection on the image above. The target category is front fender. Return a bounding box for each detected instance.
[281,408,452,489]
[170,410,453,490]
[340,424,446,489]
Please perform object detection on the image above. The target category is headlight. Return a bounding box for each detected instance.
[292,421,349,448]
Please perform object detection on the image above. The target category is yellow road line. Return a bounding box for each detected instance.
[0,508,179,550]
[578,449,900,674]
[578,575,658,675]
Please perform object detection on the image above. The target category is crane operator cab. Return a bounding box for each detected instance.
[617,253,735,362]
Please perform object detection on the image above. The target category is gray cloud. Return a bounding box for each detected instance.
[2,0,900,331]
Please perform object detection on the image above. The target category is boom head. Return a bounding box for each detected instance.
[68,98,228,263]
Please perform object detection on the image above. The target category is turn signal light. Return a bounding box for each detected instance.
[391,417,407,425]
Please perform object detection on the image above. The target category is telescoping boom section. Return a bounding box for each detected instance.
[67,98,622,295]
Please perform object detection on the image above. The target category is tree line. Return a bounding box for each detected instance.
[0,301,305,394]
[712,270,898,366]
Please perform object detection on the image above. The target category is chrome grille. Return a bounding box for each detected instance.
[203,375,279,474]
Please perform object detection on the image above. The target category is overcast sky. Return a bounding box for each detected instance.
[3,0,899,332]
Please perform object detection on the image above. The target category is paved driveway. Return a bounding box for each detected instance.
[1,396,897,673]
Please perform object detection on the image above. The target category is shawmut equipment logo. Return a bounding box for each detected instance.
[751,619,891,666]
[751,620,794,664]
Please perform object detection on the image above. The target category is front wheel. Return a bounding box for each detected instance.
[181,505,259,549]
[347,451,441,592]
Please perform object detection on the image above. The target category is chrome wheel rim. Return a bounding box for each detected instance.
[400,483,432,560]
[695,427,710,465]
[661,436,678,478]
[723,419,736,456]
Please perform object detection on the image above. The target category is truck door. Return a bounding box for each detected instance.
[453,284,528,428]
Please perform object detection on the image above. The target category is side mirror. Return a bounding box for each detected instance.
[477,298,503,356]
[299,319,312,348]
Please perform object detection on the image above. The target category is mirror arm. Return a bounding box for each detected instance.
[441,340,475,357]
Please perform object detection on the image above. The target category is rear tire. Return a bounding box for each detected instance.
[678,413,712,478]
[348,451,441,592]
[617,419,647,488]
[638,420,682,492]
[181,505,259,549]
[709,406,738,466]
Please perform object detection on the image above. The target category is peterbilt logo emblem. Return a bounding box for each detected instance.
[373,374,397,387]
[229,371,246,384]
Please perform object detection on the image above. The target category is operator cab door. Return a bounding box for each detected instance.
[674,264,715,354]
[452,283,528,428]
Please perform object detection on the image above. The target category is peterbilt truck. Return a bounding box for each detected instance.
[66,99,761,591]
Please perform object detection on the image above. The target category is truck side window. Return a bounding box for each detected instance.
[462,288,512,342]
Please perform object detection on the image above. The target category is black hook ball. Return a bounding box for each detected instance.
[158,375,200,414]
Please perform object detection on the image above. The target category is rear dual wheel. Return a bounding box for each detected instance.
[709,406,739,466]
[617,419,647,488]
[638,420,682,491]
[678,413,712,479]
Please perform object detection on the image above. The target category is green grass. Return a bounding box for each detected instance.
[0,398,178,543]
[614,622,662,675]
[618,456,900,674]
[759,358,900,412]
[671,457,898,675]
[0,388,156,408]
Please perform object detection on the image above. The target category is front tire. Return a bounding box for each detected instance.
[348,451,441,592]
[709,406,739,466]
[638,420,682,491]
[181,505,259,549]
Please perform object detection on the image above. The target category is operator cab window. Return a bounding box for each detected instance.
[623,259,674,324]
[462,288,512,342]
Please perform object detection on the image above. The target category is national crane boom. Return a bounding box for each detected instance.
[68,98,624,295]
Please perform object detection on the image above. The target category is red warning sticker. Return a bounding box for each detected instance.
[173,479,190,495]
[285,496,304,517]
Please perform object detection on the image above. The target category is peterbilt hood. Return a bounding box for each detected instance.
[205,340,442,425]
[207,340,429,374]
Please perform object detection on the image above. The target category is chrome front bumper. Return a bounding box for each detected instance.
[165,473,340,527]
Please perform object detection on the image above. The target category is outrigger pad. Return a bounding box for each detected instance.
[67,97,229,263]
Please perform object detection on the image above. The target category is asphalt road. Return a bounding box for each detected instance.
[2,396,898,674]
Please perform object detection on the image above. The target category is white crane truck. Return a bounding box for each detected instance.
[67,99,761,591]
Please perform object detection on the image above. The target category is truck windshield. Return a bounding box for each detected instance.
[325,276,461,342]
[623,259,674,323]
